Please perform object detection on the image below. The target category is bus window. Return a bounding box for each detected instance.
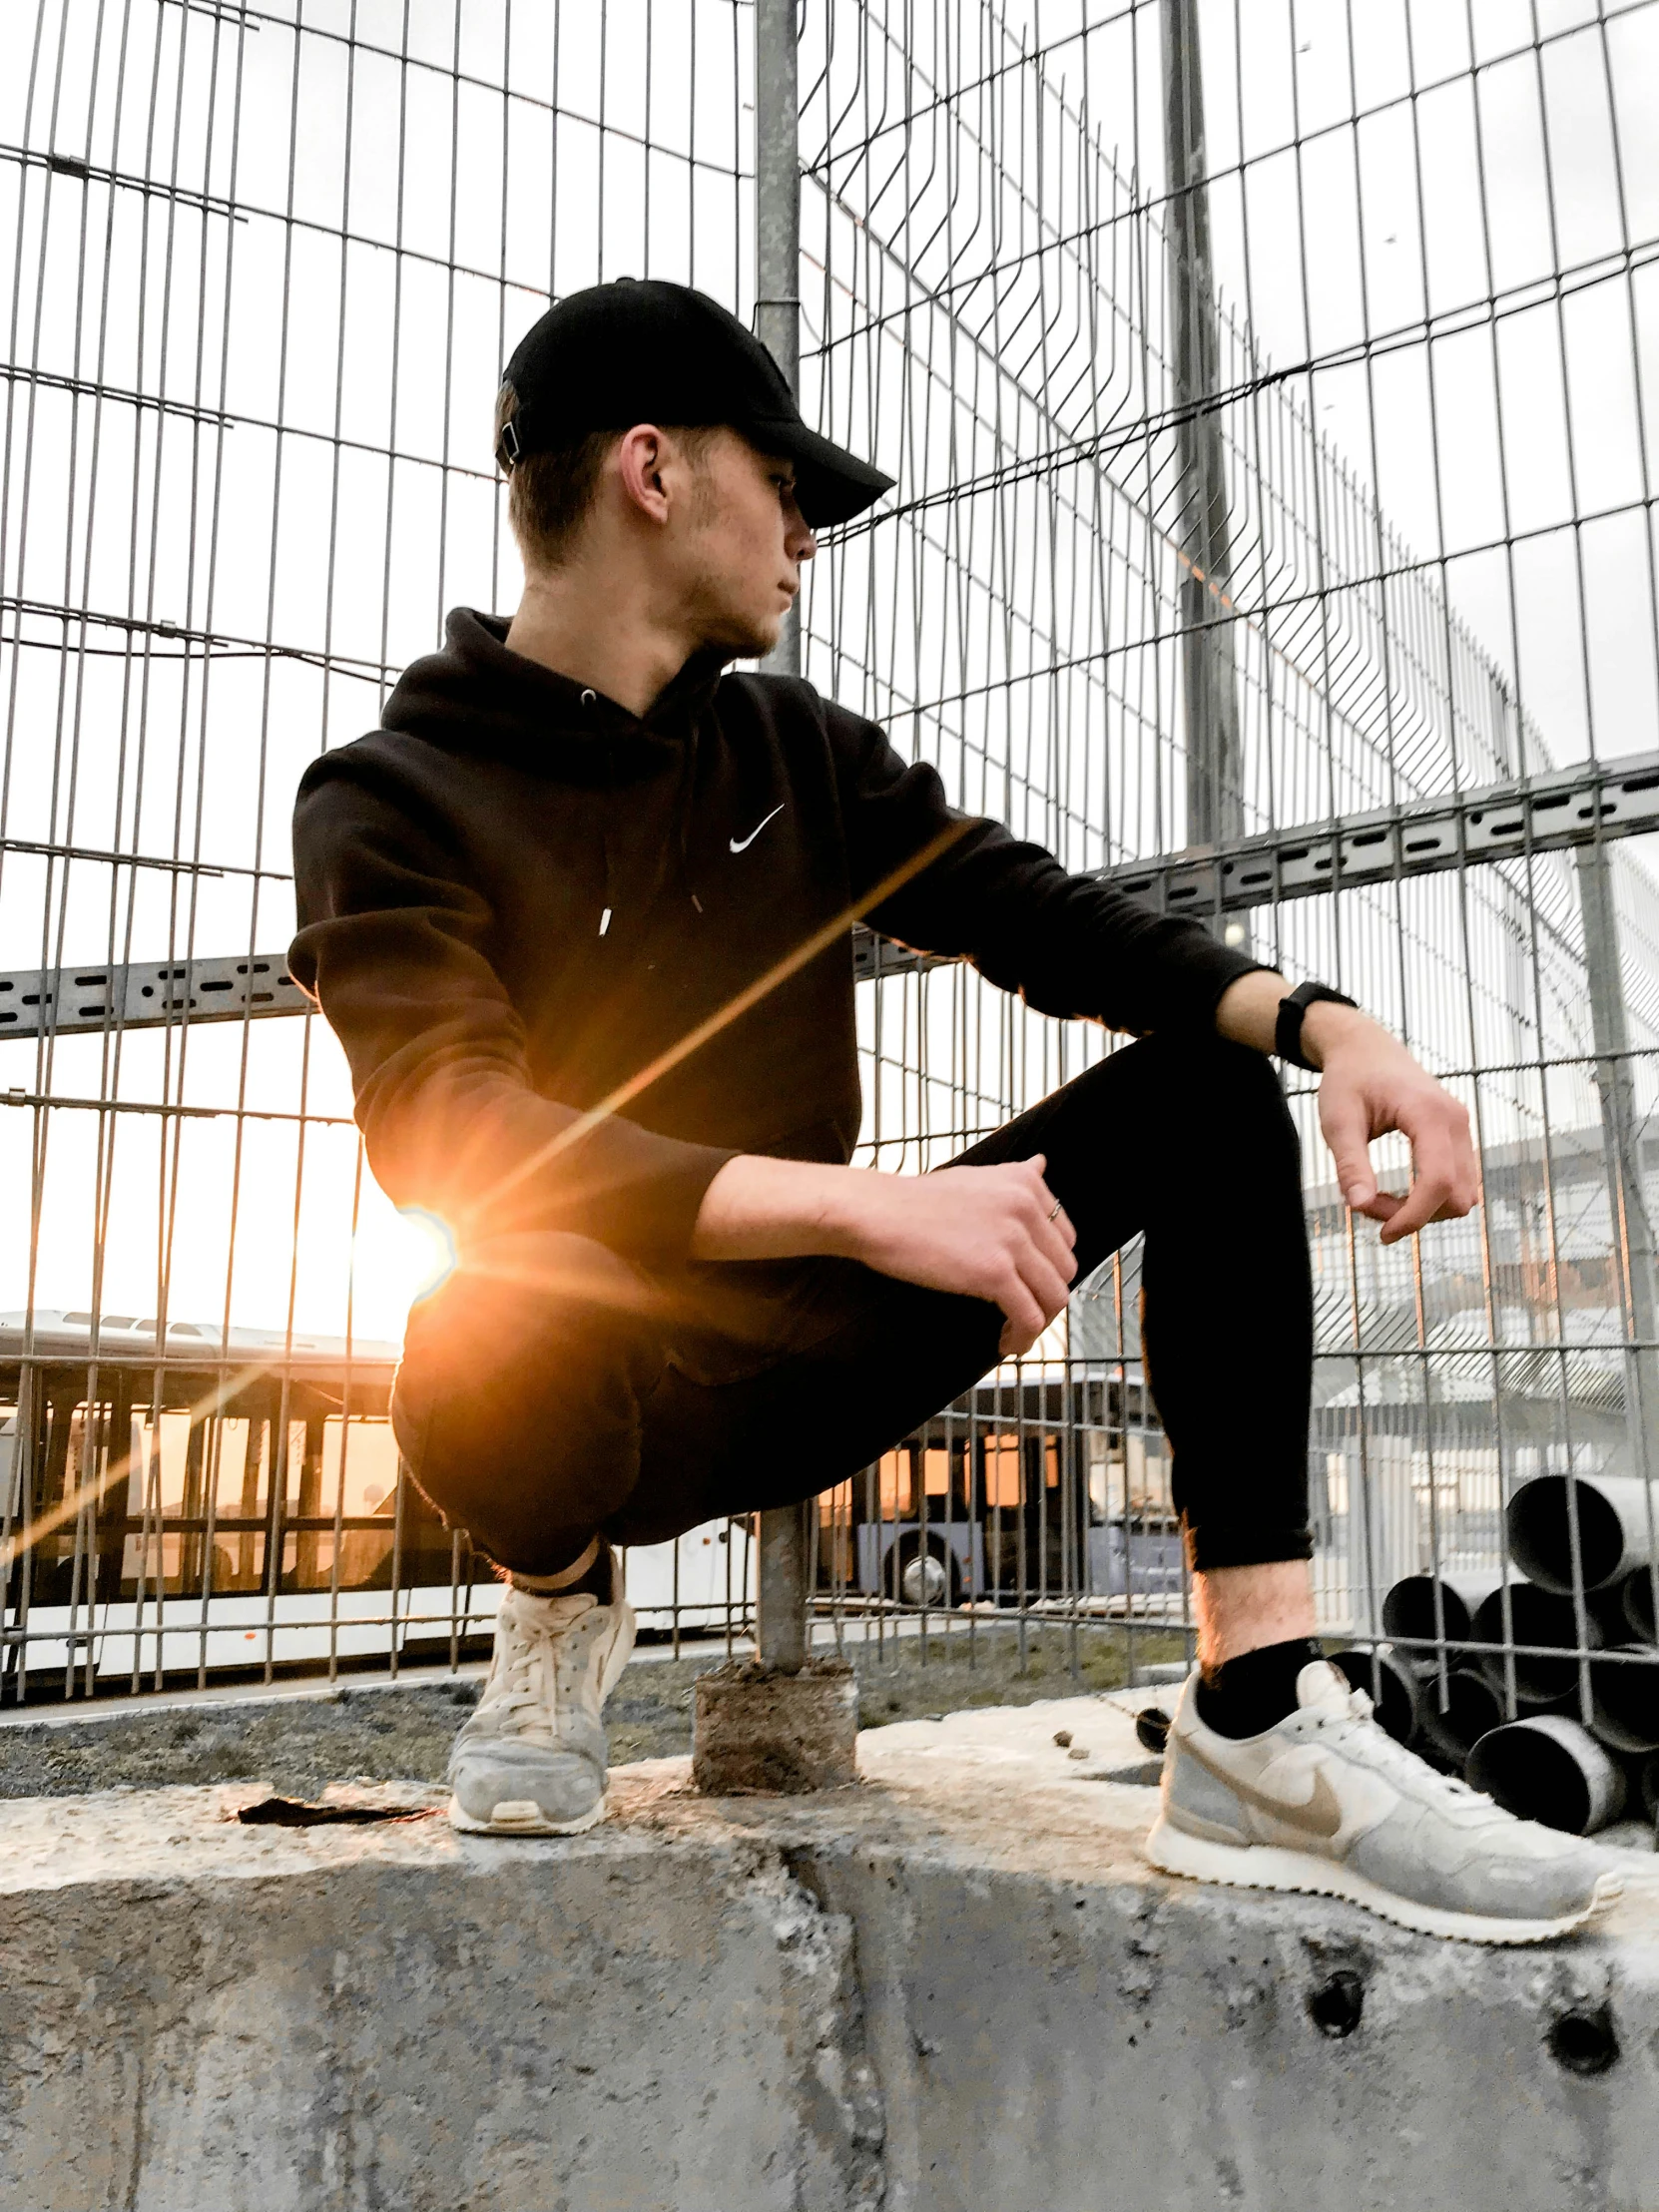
[982,1436,1022,1508]
[818,1480,853,1528]
[122,1529,186,1590]
[1125,1432,1173,1517]
[211,1417,269,1519]
[922,1447,950,1497]
[321,1416,401,1520]
[150,1410,196,1514]
[216,1416,269,1590]
[1085,1431,1114,1525]
[283,1418,317,1518]
[817,1479,855,1585]
[876,1447,912,1520]
[312,1417,400,1587]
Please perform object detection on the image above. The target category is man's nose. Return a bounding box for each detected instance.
[784,495,817,564]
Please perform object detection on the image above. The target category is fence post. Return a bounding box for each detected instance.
[691,0,861,1788]
[1160,0,1244,855]
[1575,843,1659,1482]
[751,0,811,1677]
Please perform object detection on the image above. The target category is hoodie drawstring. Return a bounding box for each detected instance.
[589,680,709,934]
[677,718,703,915]
[590,689,616,936]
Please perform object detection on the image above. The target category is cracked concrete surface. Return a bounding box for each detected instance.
[3,1694,1659,2210]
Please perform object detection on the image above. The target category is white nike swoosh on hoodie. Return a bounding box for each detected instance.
[730,803,786,854]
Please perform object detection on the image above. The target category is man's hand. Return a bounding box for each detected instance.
[691,1151,1077,1355]
[1215,970,1480,1244]
[827,1154,1077,1355]
[1304,1001,1480,1244]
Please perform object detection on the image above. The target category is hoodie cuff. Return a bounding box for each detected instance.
[615,1140,742,1273]
[1158,938,1275,1033]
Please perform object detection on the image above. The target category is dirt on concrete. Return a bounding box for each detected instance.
[612,1624,1188,1764]
[692,1657,860,1793]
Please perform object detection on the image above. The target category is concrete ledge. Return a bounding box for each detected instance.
[4,1697,1659,2211]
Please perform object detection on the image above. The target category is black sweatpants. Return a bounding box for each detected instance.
[389,1032,1315,1579]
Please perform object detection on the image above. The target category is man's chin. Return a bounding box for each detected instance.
[702,615,783,663]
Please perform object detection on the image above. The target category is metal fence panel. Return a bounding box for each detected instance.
[2,0,1656,1809]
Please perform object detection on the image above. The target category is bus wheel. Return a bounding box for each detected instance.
[890,1539,955,1610]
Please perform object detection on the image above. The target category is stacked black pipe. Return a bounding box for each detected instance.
[1331,1473,1659,1837]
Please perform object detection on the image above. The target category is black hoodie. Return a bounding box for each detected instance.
[288,608,1261,1273]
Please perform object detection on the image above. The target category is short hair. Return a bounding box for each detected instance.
[494,386,721,570]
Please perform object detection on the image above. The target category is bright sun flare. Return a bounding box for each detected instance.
[394,1209,460,1303]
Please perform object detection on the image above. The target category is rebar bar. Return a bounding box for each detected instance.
[752,0,811,1679]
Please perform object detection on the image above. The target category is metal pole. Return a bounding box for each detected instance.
[1160,0,1244,852]
[1575,844,1658,1479]
[754,0,810,1675]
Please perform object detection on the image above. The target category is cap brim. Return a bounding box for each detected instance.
[749,417,894,529]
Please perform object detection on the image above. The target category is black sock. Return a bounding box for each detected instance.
[1196,1637,1324,1740]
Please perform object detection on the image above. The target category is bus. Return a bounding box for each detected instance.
[813,1370,1187,1617]
[0,1311,753,1699]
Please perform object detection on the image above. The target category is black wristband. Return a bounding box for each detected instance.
[1275,980,1358,1072]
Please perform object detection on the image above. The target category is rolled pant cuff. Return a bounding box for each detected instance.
[1182,1521,1316,1574]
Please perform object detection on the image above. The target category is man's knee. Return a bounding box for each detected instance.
[392,1232,666,1553]
[1129,1028,1300,1158]
[1069,1029,1295,1142]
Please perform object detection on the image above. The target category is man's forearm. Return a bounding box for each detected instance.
[690,1153,865,1262]
[1214,968,1373,1067]
[691,1147,1077,1356]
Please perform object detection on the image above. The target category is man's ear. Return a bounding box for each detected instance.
[614,424,672,525]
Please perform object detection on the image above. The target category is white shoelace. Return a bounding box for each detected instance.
[1309,1684,1499,1823]
[478,1595,595,1738]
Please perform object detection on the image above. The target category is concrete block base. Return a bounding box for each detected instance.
[5,1694,1659,2210]
[692,1656,857,1793]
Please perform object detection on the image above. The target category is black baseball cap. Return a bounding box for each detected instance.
[495,278,893,529]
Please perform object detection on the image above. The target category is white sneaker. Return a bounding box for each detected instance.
[448,1557,636,1836]
[1145,1660,1624,1943]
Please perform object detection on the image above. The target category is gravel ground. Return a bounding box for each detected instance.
[0,1622,1190,1799]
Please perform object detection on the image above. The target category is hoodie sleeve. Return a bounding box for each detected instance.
[288,749,737,1268]
[827,700,1268,1034]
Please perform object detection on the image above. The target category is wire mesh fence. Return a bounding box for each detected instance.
[0,0,765,1690]
[3,0,1658,1828]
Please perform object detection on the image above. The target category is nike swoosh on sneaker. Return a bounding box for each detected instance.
[730,803,786,853]
[1184,1738,1347,1839]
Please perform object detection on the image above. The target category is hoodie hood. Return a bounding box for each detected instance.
[380,607,729,783]
[382,607,727,924]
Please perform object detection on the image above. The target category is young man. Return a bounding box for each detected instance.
[290,278,1620,1942]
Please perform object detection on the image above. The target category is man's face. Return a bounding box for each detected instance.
[666,428,818,659]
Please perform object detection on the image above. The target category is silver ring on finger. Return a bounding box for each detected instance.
[1046,1198,1061,1222]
